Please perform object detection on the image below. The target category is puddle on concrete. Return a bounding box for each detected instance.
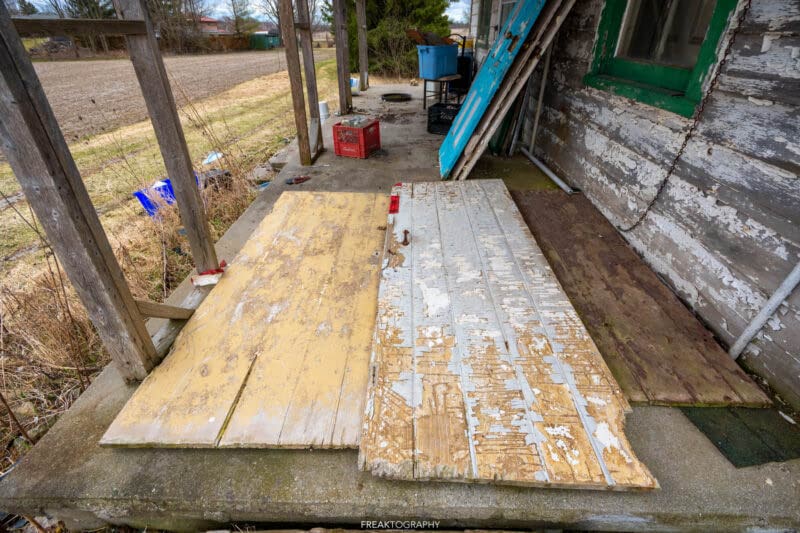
[468,154,558,191]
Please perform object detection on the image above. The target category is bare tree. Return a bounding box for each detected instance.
[259,0,319,43]
[307,0,319,30]
[147,0,210,53]
[3,0,19,15]
[228,0,257,34]
[258,0,281,42]
[40,0,67,17]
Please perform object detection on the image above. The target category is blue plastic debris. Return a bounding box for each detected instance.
[133,179,176,217]
[202,150,223,165]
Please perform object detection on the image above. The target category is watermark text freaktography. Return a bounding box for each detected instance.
[360,520,441,529]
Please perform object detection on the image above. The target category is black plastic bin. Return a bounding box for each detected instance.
[427,102,462,135]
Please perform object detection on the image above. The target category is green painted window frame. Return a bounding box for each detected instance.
[583,0,738,117]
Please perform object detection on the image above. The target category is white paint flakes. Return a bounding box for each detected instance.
[418,281,450,316]
[545,425,574,439]
[489,424,512,434]
[231,301,246,325]
[767,315,784,332]
[316,321,332,336]
[761,33,779,53]
[363,181,656,489]
[266,301,287,323]
[587,396,607,406]
[556,439,580,466]
[747,96,774,106]
[390,370,423,408]
[594,422,632,463]
[456,269,482,283]
[775,136,800,158]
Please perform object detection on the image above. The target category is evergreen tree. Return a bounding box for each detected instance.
[324,0,453,77]
[18,0,39,15]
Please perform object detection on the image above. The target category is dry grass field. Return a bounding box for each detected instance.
[1,55,338,285]
[33,49,335,141]
[0,55,340,471]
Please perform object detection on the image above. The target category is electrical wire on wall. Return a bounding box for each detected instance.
[617,0,753,233]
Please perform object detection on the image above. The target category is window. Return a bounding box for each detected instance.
[477,0,493,47]
[499,0,519,31]
[477,0,518,49]
[584,0,737,117]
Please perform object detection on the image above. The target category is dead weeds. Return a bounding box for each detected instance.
[0,59,339,474]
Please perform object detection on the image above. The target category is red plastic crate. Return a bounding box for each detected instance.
[333,119,381,159]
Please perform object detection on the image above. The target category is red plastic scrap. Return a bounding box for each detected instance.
[389,194,400,214]
[199,259,227,276]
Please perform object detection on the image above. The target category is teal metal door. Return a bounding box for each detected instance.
[438,0,547,178]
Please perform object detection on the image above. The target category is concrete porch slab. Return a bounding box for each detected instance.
[0,84,797,531]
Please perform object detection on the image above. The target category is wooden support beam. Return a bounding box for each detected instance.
[113,0,219,273]
[12,17,147,36]
[354,0,368,91]
[332,0,352,114]
[296,0,323,158]
[279,0,312,166]
[0,4,158,381]
[135,300,194,320]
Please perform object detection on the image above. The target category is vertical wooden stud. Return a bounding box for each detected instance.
[355,0,368,91]
[113,0,219,273]
[333,0,352,114]
[296,0,324,157]
[278,0,312,166]
[0,5,158,380]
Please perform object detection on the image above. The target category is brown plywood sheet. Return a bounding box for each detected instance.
[102,191,387,447]
[510,189,770,407]
[360,180,657,490]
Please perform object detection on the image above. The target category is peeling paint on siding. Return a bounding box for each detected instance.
[523,0,800,409]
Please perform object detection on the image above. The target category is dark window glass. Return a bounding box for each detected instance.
[617,0,716,69]
[477,0,493,45]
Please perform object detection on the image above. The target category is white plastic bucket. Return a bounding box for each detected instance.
[319,101,330,121]
[350,77,361,95]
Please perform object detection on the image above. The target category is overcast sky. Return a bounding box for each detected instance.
[211,0,471,24]
[447,0,471,23]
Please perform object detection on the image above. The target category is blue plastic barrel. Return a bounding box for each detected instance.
[417,44,458,79]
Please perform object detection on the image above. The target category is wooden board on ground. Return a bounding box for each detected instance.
[510,189,771,407]
[102,191,387,447]
[360,180,657,490]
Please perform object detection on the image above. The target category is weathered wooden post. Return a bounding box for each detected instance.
[355,0,369,91]
[113,0,219,273]
[296,0,324,157]
[332,0,352,114]
[0,5,159,381]
[278,0,312,166]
